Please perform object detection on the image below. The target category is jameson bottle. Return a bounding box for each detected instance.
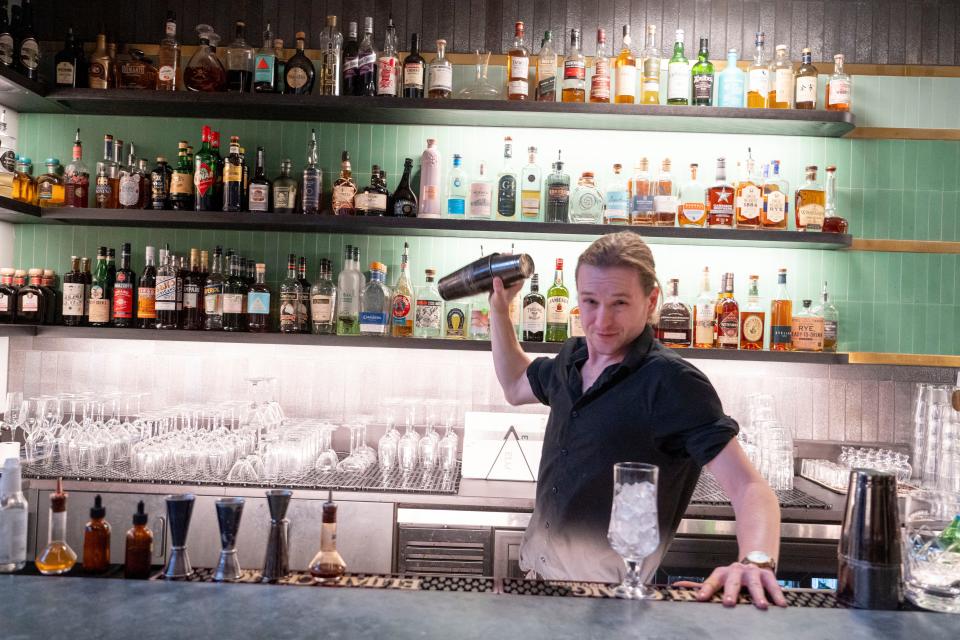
[137,246,157,328]
[193,125,217,211]
[111,243,135,327]
[545,259,569,343]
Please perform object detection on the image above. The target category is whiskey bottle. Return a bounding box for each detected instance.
[769,268,792,351]
[544,152,570,223]
[118,48,158,89]
[678,163,707,227]
[111,243,135,328]
[791,300,824,352]
[35,479,76,576]
[427,38,452,98]
[302,129,322,214]
[654,158,676,227]
[739,275,765,350]
[272,159,298,213]
[87,248,111,327]
[495,137,518,220]
[639,25,660,104]
[590,28,611,103]
[629,158,655,226]
[203,247,225,330]
[377,17,400,96]
[297,257,311,332]
[614,25,637,104]
[54,28,82,88]
[657,278,692,347]
[761,160,789,230]
[794,48,818,109]
[604,163,629,225]
[691,38,714,106]
[169,142,193,210]
[225,21,254,92]
[535,31,557,101]
[392,158,417,217]
[356,165,386,215]
[16,0,39,81]
[414,268,442,338]
[666,29,690,105]
[746,32,768,108]
[222,136,244,212]
[507,22,530,100]
[318,17,342,96]
[62,256,84,326]
[767,44,793,109]
[814,281,839,352]
[735,150,762,228]
[391,243,414,337]
[545,259,569,343]
[402,33,426,98]
[248,147,270,212]
[826,54,851,112]
[310,259,337,335]
[342,21,359,95]
[284,32,315,95]
[715,273,739,349]
[222,255,248,332]
[181,249,202,330]
[707,157,734,228]
[247,263,270,333]
[562,29,586,103]
[157,10,179,90]
[795,165,825,231]
[521,274,546,342]
[822,165,848,233]
[136,246,156,329]
[308,491,347,584]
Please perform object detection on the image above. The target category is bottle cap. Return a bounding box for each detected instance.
[133,500,148,526]
[43,269,54,277]
[27,267,42,276]
[370,261,386,272]
[91,494,106,519]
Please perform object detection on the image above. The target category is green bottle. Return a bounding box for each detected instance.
[193,125,218,211]
[691,37,715,106]
[545,258,569,343]
[666,29,690,105]
[88,247,111,327]
[940,515,960,548]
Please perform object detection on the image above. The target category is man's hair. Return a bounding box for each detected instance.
[575,232,662,322]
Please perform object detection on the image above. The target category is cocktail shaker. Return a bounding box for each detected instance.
[213,497,245,582]
[438,253,534,301]
[261,489,292,582]
[836,469,902,609]
[163,493,195,579]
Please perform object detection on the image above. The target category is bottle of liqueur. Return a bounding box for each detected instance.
[714,273,739,349]
[520,147,542,221]
[149,156,170,210]
[822,165,848,233]
[272,159,298,213]
[629,158,655,226]
[654,158,676,227]
[124,502,153,580]
[446,155,467,217]
[0,268,14,324]
[61,257,84,326]
[318,16,343,96]
[795,165,825,231]
[507,22,529,101]
[718,48,745,107]
[154,246,179,329]
[180,249,203,330]
[278,254,302,333]
[203,246,225,330]
[418,139,441,217]
[604,164,629,225]
[210,131,224,210]
[356,165,387,215]
[310,259,336,335]
[222,255,248,331]
[678,163,707,226]
[222,136,243,212]
[247,147,270,212]
[467,163,493,219]
[157,10,179,90]
[81,495,111,574]
[246,263,270,332]
[615,25,637,104]
[95,134,119,208]
[746,32,768,108]
[283,32,315,95]
[739,274,765,350]
[544,259,569,343]
[814,281,839,352]
[40,269,58,325]
[224,21,254,92]
[392,158,417,217]
[826,54,851,111]
[356,18,378,96]
[118,144,141,209]
[86,248,110,327]
[297,257,311,332]
[136,246,156,329]
[402,33,426,98]
[590,28,610,103]
[360,262,391,336]
[193,126,217,211]
[569,172,604,224]
[562,29,585,102]
[0,457,28,573]
[666,29,690,105]
[118,48,159,89]
[111,243,135,327]
[427,38,453,99]
[184,30,227,91]
[61,129,88,207]
[377,17,401,97]
[299,129,322,214]
[494,137,518,220]
[54,28,82,88]
[16,0,39,81]
[768,44,793,109]
[691,38,714,106]
[707,157,734,228]
[761,159,789,229]
[308,491,347,583]
[769,268,792,351]
[389,243,414,337]
[336,245,363,335]
[12,157,36,205]
[252,22,275,92]
[535,31,557,101]
[521,274,546,342]
[735,150,762,228]
[168,142,193,210]
[411,267,442,338]
[657,278,692,347]
[87,33,112,88]
[35,479,76,576]
[544,152,570,223]
[342,21,359,95]
[639,25,660,104]
[794,48,818,109]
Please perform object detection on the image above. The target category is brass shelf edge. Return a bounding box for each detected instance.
[846,127,960,141]
[847,352,960,367]
[850,238,960,254]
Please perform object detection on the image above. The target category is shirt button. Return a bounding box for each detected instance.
[544,521,550,529]
[561,448,568,456]
[551,486,558,494]
[571,411,579,418]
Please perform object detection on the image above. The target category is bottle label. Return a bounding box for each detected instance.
[798,203,825,228]
[222,293,244,314]
[119,174,140,206]
[775,68,793,102]
[95,175,112,204]
[63,282,85,316]
[693,73,713,101]
[447,197,465,216]
[137,286,156,319]
[248,291,270,315]
[367,193,387,212]
[359,311,388,333]
[667,62,690,100]
[823,319,838,343]
[536,56,556,100]
[590,58,610,100]
[155,274,177,311]
[204,286,223,317]
[738,185,762,220]
[694,302,715,344]
[38,181,54,201]
[195,161,214,196]
[508,80,529,96]
[828,78,851,105]
[771,324,792,346]
[796,76,817,103]
[171,172,193,195]
[0,507,26,564]
[680,201,706,224]
[563,59,585,84]
[605,190,629,222]
[248,184,269,211]
[393,197,416,216]
[286,66,309,89]
[444,306,467,338]
[616,66,636,98]
[791,316,824,351]
[332,185,356,211]
[718,74,744,107]
[717,311,739,345]
[765,190,787,223]
[0,35,12,65]
[470,306,490,338]
[415,299,441,330]
[87,297,110,322]
[569,311,584,337]
[496,175,517,217]
[343,54,359,78]
[510,56,529,81]
[279,293,298,328]
[403,63,424,89]
[274,186,293,210]
[19,38,39,70]
[547,185,569,209]
[254,53,276,84]
[158,65,175,83]
[654,195,677,215]
[748,68,769,94]
[113,282,134,318]
[311,294,333,323]
[224,163,242,184]
[523,301,546,332]
[377,57,398,95]
[183,283,199,309]
[546,295,569,324]
[0,293,8,313]
[742,314,764,343]
[428,65,452,92]
[577,190,603,215]
[302,175,321,211]
[631,193,654,216]
[391,294,412,325]
[56,61,75,85]
[469,184,492,216]
[709,187,735,216]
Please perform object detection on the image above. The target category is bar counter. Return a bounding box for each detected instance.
[1,574,953,640]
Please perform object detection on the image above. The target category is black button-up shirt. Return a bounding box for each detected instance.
[520,325,739,581]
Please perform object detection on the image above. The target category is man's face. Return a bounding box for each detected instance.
[576,264,659,358]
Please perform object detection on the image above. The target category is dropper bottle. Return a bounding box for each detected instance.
[308,490,347,584]
[124,501,154,579]
[35,478,77,575]
[82,494,111,573]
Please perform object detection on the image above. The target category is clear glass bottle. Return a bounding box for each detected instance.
[678,163,707,226]
[544,152,570,223]
[252,21,276,93]
[520,147,542,221]
[225,20,254,92]
[826,53,851,111]
[414,268,442,338]
[360,262,391,336]
[247,262,270,332]
[495,137,518,221]
[35,478,77,575]
[310,259,337,335]
[795,165,825,231]
[561,28,585,102]
[590,28,611,103]
[279,254,302,333]
[272,159,298,213]
[761,159,789,229]
[666,29,689,105]
[814,281,839,352]
[791,299,824,352]
[184,28,226,92]
[318,16,343,96]
[391,243,414,337]
[157,10,179,90]
[336,246,364,335]
[654,159,676,227]
[640,25,660,104]
[822,165,848,233]
[445,154,467,217]
[301,129,322,214]
[63,129,89,207]
[469,289,490,340]
[443,296,470,339]
[794,47,818,109]
[656,278,691,347]
[767,44,793,109]
[0,458,28,573]
[629,157,654,226]
[427,38,453,99]
[535,30,557,101]
[203,246,224,330]
[604,164,629,225]
[717,48,745,107]
[36,158,64,208]
[94,134,119,208]
[467,163,493,220]
[693,267,715,348]
[746,32,768,108]
[308,492,347,584]
[376,17,400,96]
[356,17,377,96]
[118,144,142,210]
[331,150,357,215]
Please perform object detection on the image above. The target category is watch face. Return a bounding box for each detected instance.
[746,551,770,564]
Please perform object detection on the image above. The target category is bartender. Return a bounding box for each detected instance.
[489,232,786,609]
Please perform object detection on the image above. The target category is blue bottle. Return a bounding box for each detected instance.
[718,48,745,108]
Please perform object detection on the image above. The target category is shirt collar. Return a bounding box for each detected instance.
[568,324,655,375]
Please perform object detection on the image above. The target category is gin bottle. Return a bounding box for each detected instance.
[520,147,542,221]
[302,129,322,214]
[317,17,342,96]
[310,259,337,335]
[445,154,467,217]
[279,254,302,333]
[569,172,604,224]
[494,137,518,221]
[203,246,225,330]
[414,268,442,338]
[336,246,364,335]
[360,262,391,336]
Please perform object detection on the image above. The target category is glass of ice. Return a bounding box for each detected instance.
[607,462,660,600]
[902,489,960,613]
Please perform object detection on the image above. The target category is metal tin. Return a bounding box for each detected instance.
[438,253,535,301]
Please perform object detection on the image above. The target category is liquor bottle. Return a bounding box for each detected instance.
[692,267,714,348]
[600,163,629,225]
[507,22,530,101]
[467,163,493,220]
[180,249,203,330]
[718,48,745,107]
[169,141,193,210]
[826,54,851,111]
[654,159,676,227]
[149,156,170,210]
[614,25,637,104]
[714,273,739,349]
[767,44,793,109]
[272,159,298,213]
[392,158,417,216]
[0,458,27,573]
[16,0,38,81]
[61,257,84,326]
[193,126,217,211]
[318,16,343,96]
[360,262,391,336]
[111,243,135,327]
[221,136,243,212]
[117,144,140,210]
[244,262,270,333]
[495,137,518,220]
[283,31,315,95]
[136,246,156,329]
[545,259,569,343]
[153,10,180,90]
[814,281,839,352]
[761,159,789,229]
[794,48,818,109]
[562,29,586,102]
[342,21,359,95]
[446,154,468,217]
[403,33,426,98]
[13,269,42,325]
[87,248,111,327]
[310,259,336,335]
[54,28,82,88]
[707,157,734,228]
[629,158,655,226]
[55,131,83,208]
[666,29,690,105]
[12,157,36,205]
[535,31,557,101]
[297,257,311,332]
[35,479,76,576]
[544,152,570,223]
[184,31,226,91]
[0,268,15,323]
[118,48,159,89]
[377,17,401,97]
[520,274,546,342]
[656,278,691,347]
[822,165,848,233]
[419,139,442,217]
[242,146,270,212]
[590,28,611,103]
[94,134,119,208]
[336,245,363,335]
[302,129,322,214]
[0,1,11,69]
[252,21,275,93]
[640,25,660,104]
[82,495,111,573]
[746,32,768,108]
[225,21,254,92]
[735,150,762,228]
[691,38,714,106]
[222,255,248,331]
[413,268,442,338]
[570,172,604,224]
[469,288,490,340]
[358,18,380,96]
[203,246,225,330]
[443,295,470,339]
[519,147,542,221]
[357,165,388,215]
[40,269,58,325]
[791,299,824,352]
[428,38,453,99]
[271,37,287,92]
[678,163,707,226]
[124,501,153,580]
[308,491,347,583]
[795,165,825,231]
[36,158,64,208]
[154,247,178,329]
[770,268,792,351]
[740,275,765,350]
[391,243,414,337]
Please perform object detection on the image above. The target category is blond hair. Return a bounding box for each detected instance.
[575,232,662,322]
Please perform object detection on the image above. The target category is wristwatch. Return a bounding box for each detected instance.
[740,551,777,574]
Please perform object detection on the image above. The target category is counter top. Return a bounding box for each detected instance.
[0,575,952,640]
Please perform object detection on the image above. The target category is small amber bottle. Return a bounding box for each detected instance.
[124,501,154,579]
[82,495,111,573]
[35,478,77,575]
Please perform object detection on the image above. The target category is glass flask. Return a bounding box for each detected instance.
[456,50,501,100]
[184,26,226,92]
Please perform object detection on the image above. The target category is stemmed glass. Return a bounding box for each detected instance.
[1,391,22,441]
[398,424,421,473]
[607,462,660,600]
[315,424,339,472]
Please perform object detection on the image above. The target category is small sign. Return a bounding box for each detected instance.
[462,411,547,482]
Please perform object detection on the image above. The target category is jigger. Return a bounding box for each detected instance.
[214,497,245,582]
[163,493,196,579]
[261,489,293,582]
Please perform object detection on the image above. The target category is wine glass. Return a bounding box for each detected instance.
[315,425,339,472]
[1,391,22,441]
[607,462,660,600]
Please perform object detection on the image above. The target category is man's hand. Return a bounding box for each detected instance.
[673,562,787,609]
[489,276,524,316]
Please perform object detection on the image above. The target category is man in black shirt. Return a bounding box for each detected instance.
[489,232,786,609]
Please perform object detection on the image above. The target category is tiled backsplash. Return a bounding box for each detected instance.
[6,336,956,448]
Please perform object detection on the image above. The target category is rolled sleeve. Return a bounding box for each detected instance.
[526,356,555,406]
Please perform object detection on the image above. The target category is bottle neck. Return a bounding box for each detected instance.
[320,521,337,551]
[255,269,265,284]
[49,509,67,543]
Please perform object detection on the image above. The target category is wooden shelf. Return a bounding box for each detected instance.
[38,207,853,249]
[46,89,856,136]
[0,195,43,223]
[0,65,62,114]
